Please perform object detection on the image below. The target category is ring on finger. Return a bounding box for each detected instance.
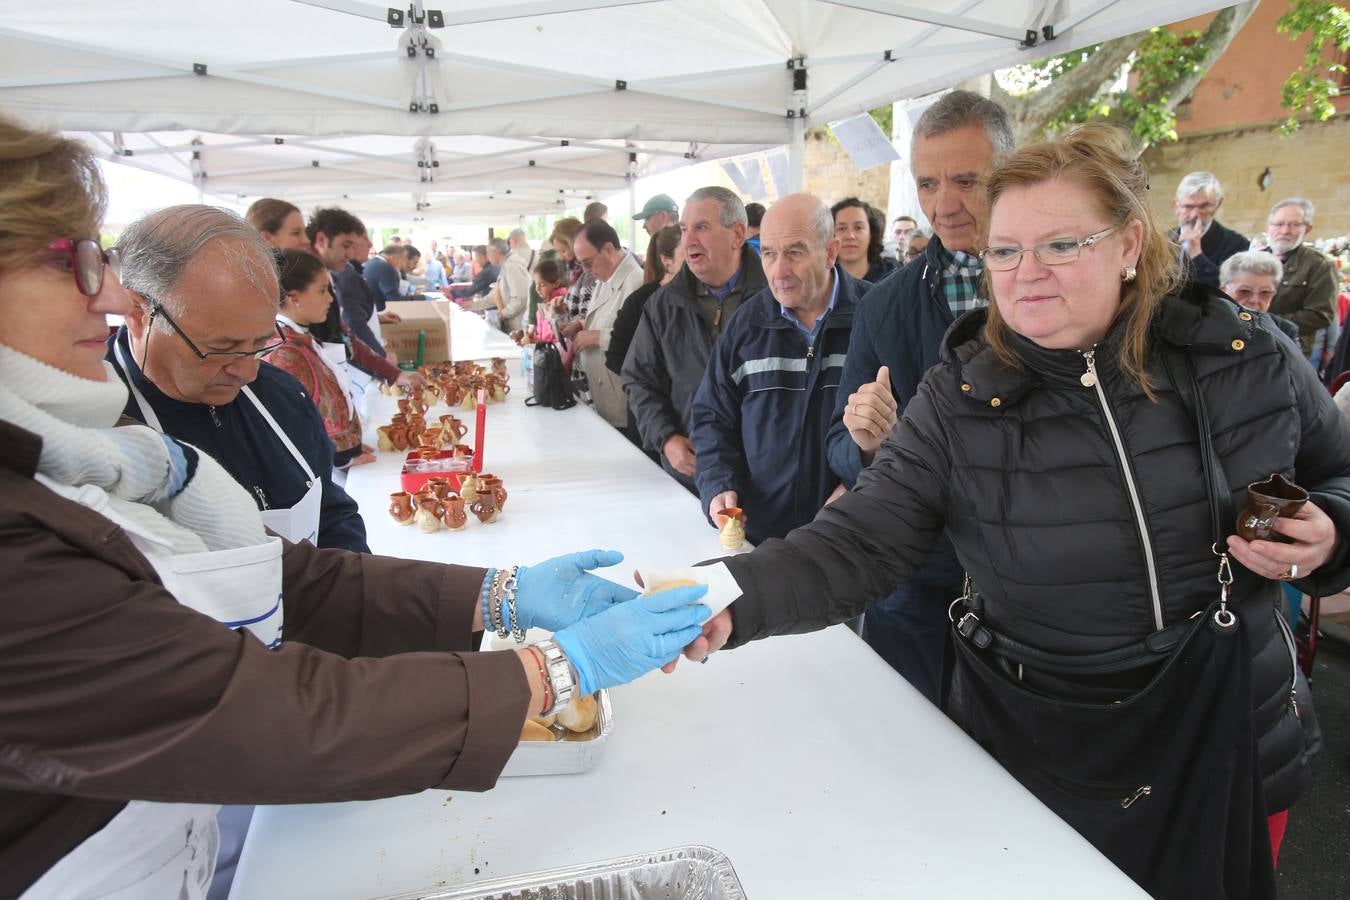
[1278,562,1299,581]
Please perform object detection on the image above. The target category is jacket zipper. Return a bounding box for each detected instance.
[1274,609,1302,720]
[1081,349,1164,631]
[209,406,221,428]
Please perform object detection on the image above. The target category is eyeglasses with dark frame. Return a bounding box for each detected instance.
[979,226,1119,273]
[145,299,285,362]
[47,239,122,296]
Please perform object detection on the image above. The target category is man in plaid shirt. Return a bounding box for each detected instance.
[823,90,1013,704]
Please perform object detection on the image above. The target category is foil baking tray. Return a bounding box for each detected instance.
[499,690,613,777]
[380,845,746,899]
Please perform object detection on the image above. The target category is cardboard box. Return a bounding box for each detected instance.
[381,299,452,365]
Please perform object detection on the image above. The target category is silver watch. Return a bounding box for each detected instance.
[533,639,578,715]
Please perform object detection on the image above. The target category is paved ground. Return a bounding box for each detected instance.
[1273,631,1350,899]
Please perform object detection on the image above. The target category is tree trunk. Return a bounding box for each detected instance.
[997,1,1260,146]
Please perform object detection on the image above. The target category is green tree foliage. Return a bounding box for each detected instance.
[1276,0,1350,135]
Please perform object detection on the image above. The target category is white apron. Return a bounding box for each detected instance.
[21,475,286,900]
[115,338,322,546]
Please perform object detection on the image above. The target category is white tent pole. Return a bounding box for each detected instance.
[788,59,807,194]
[627,148,638,250]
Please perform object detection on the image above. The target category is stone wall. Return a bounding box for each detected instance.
[1142,115,1350,239]
[802,128,891,209]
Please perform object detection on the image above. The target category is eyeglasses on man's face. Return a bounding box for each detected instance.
[145,299,285,362]
[47,238,122,296]
[1267,219,1309,231]
[979,226,1118,272]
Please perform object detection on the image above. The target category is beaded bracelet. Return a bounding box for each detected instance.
[478,568,496,634]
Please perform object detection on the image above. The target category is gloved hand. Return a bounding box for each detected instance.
[553,584,710,694]
[513,550,638,633]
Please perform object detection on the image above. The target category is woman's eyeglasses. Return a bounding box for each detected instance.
[979,226,1118,272]
[48,238,122,296]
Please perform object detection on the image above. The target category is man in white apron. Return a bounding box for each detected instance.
[106,212,368,555]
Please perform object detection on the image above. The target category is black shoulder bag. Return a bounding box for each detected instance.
[946,348,1275,900]
[525,341,576,410]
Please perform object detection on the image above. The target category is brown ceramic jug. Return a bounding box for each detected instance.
[1235,473,1309,542]
[718,506,747,551]
[471,490,498,525]
[443,494,468,531]
[376,426,395,453]
[388,425,410,452]
[478,474,508,510]
[427,477,451,501]
[397,398,411,415]
[388,491,415,526]
[460,472,479,503]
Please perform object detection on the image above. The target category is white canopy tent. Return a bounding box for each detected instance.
[0,0,1231,225]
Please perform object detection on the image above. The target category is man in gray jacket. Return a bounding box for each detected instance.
[622,186,767,490]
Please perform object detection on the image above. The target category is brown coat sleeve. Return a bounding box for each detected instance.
[0,502,529,807]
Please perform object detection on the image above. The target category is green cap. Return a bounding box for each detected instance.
[633,194,679,220]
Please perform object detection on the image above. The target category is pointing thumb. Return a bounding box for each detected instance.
[875,365,892,393]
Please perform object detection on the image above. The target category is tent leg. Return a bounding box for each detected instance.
[788,116,805,194]
[628,175,638,250]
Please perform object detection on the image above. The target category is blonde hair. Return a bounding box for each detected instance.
[983,123,1181,396]
[549,216,583,248]
[0,116,106,272]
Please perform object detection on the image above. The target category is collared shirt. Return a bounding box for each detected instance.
[780,269,839,340]
[936,243,986,318]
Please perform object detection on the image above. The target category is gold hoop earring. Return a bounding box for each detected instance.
[1121,266,1137,283]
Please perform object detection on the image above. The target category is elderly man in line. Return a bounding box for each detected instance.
[107,204,370,554]
[623,186,768,492]
[451,249,472,282]
[633,193,679,237]
[335,232,401,359]
[1220,251,1302,345]
[826,90,1012,703]
[1169,171,1248,287]
[495,229,536,333]
[571,219,645,431]
[1255,198,1339,360]
[690,193,864,546]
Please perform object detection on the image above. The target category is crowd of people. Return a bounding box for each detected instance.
[1,80,1348,900]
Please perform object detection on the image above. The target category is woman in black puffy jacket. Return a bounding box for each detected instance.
[684,124,1349,900]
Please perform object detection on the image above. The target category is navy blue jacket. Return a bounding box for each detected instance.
[335,263,386,356]
[690,267,862,545]
[107,329,369,553]
[824,237,965,585]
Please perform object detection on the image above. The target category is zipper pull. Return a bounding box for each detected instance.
[1290,689,1301,720]
[714,304,722,328]
[1120,785,1152,809]
[209,406,221,427]
[1081,349,1098,388]
[806,345,815,360]
[253,486,270,510]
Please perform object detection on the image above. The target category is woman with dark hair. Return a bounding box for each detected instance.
[684,124,1347,898]
[832,196,895,284]
[605,225,684,377]
[266,249,371,468]
[245,198,308,251]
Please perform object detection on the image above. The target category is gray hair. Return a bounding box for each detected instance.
[1270,197,1314,223]
[119,205,278,332]
[488,238,510,255]
[809,201,834,248]
[1175,171,1223,202]
[1220,250,1283,286]
[911,90,1014,162]
[508,228,527,242]
[685,186,747,228]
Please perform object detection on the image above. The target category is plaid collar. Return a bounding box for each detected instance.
[936,242,986,318]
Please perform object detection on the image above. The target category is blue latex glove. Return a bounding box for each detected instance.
[513,550,638,632]
[553,584,710,694]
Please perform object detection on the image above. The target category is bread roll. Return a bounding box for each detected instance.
[519,718,555,742]
[531,712,557,728]
[555,692,599,733]
[643,578,698,594]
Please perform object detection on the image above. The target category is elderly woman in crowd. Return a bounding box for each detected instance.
[1221,250,1302,345]
[683,124,1347,899]
[832,196,896,284]
[0,117,710,900]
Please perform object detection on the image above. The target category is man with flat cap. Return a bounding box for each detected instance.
[633,194,680,237]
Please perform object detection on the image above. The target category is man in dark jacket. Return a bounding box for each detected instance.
[691,194,861,545]
[109,205,369,553]
[826,90,1011,702]
[448,245,500,300]
[623,186,768,490]
[1169,171,1248,288]
[334,233,396,359]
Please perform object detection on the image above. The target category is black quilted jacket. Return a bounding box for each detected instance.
[726,282,1350,812]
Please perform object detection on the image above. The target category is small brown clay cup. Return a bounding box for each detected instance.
[1235,473,1309,542]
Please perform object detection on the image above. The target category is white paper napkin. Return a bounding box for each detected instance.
[635,562,742,622]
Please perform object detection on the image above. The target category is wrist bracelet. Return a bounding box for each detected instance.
[489,568,509,639]
[479,569,496,635]
[502,565,524,643]
[532,639,578,715]
[526,646,552,714]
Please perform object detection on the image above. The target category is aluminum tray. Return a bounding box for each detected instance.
[379,845,746,899]
[498,690,613,777]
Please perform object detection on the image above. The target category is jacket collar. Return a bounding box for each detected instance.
[747,264,862,329]
[0,419,41,478]
[944,280,1254,408]
[668,242,768,306]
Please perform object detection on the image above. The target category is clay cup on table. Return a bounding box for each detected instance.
[1236,473,1309,542]
[388,491,415,526]
[442,494,468,531]
[414,497,445,533]
[376,426,395,453]
[427,477,452,501]
[470,489,498,524]
[478,473,508,510]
